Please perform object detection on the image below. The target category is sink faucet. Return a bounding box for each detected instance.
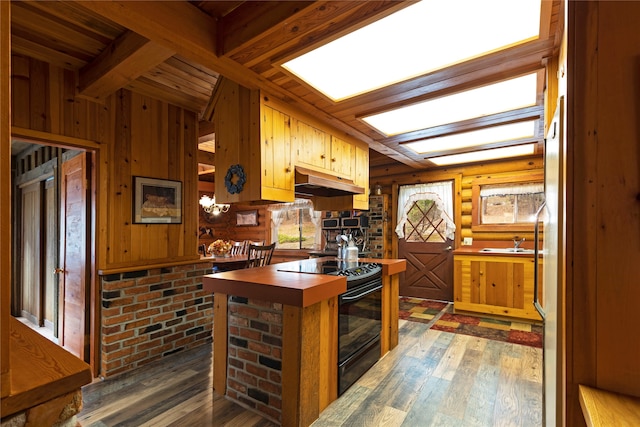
[513,236,525,250]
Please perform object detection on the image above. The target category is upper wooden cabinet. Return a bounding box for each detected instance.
[296,120,329,171]
[212,80,294,204]
[212,78,368,208]
[261,104,294,201]
[328,136,352,178]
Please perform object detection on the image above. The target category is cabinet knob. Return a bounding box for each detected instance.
[479,271,484,275]
[320,154,326,159]
[331,158,336,162]
[54,268,65,274]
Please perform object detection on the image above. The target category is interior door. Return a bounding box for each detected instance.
[397,184,455,301]
[20,180,43,325]
[59,153,90,360]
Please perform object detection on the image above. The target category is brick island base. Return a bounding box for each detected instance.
[204,258,405,427]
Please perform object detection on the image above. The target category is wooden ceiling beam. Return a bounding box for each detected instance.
[218,1,314,57]
[75,1,258,88]
[198,149,215,166]
[78,31,174,101]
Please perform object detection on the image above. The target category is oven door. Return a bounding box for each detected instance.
[338,277,382,395]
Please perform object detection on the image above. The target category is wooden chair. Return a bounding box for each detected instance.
[245,242,275,268]
[229,240,246,255]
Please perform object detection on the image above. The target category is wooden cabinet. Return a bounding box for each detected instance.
[329,136,352,178]
[213,78,367,207]
[295,123,353,179]
[453,254,543,321]
[260,104,294,201]
[352,144,369,208]
[296,120,329,170]
[213,80,294,204]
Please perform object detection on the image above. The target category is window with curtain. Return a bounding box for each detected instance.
[479,182,544,225]
[268,199,322,249]
[395,181,456,241]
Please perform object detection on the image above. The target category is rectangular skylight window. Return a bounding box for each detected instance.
[363,73,538,136]
[406,121,536,154]
[282,0,540,101]
[429,144,536,166]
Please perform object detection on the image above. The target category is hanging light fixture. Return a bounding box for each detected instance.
[199,194,230,215]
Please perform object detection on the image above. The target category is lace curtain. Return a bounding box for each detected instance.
[395,181,456,240]
[268,199,322,247]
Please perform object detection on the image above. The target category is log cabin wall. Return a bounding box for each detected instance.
[10,54,200,271]
[369,157,544,248]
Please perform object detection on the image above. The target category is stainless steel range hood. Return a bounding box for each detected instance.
[294,166,365,197]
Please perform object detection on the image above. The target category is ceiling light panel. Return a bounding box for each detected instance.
[406,121,536,154]
[363,73,538,136]
[429,144,536,166]
[282,0,540,101]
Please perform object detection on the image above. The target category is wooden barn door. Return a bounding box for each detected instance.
[58,153,90,359]
[397,182,456,301]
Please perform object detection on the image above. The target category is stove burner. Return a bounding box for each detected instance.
[277,260,382,287]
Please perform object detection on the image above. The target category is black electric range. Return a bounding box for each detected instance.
[277,259,382,288]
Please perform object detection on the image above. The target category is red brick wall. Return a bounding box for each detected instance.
[226,296,283,423]
[99,262,214,377]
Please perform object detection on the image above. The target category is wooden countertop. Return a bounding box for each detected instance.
[2,318,92,417]
[453,247,540,257]
[202,257,406,307]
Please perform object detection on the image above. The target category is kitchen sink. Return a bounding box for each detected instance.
[480,248,536,254]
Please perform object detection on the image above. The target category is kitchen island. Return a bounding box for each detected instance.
[202,257,406,427]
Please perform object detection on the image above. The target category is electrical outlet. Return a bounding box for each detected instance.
[463,237,473,246]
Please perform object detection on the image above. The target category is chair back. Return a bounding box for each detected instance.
[229,240,247,255]
[246,242,275,268]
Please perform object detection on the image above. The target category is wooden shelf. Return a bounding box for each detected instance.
[579,384,640,427]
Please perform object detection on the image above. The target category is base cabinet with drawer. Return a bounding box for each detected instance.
[453,254,543,321]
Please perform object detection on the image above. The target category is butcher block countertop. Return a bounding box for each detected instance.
[202,257,406,307]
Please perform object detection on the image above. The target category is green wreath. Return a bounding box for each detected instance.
[224,164,246,194]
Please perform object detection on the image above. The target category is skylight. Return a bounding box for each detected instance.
[282,0,541,101]
[406,120,536,154]
[429,144,536,166]
[363,73,538,136]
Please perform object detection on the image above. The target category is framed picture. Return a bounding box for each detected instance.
[236,210,258,226]
[133,176,182,224]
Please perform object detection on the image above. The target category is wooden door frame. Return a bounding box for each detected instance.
[11,127,100,377]
[391,173,462,259]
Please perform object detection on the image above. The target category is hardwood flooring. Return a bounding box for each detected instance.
[78,319,541,427]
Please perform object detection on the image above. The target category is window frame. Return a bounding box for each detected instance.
[471,172,544,232]
[269,199,319,251]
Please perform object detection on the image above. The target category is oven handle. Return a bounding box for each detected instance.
[340,281,382,302]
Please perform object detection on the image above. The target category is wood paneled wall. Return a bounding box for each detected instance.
[567,1,640,424]
[1,0,11,398]
[10,54,200,272]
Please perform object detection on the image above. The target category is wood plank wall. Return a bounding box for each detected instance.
[10,54,200,272]
[1,0,11,398]
[568,1,640,425]
[369,157,544,247]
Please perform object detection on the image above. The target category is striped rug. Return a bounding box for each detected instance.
[398,297,543,348]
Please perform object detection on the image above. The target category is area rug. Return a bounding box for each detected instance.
[399,297,543,348]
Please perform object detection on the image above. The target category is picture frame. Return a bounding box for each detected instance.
[236,210,258,226]
[133,176,182,224]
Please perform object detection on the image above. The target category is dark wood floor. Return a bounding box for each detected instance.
[78,319,542,426]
